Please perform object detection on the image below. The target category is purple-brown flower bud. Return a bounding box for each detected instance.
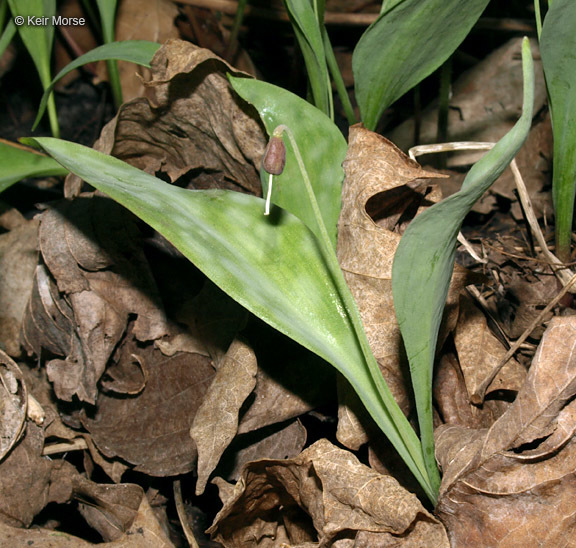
[262,136,286,175]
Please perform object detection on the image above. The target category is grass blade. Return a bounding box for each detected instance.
[392,38,534,485]
[353,0,489,130]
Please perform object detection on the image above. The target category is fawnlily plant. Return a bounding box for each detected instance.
[23,37,535,503]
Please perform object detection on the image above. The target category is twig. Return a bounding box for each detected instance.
[173,480,200,548]
[477,271,576,402]
[43,438,89,456]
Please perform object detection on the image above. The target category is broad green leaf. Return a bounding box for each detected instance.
[25,137,436,503]
[0,140,68,192]
[8,0,59,135]
[540,0,576,261]
[230,77,346,249]
[33,40,161,130]
[392,38,534,484]
[353,0,489,130]
[283,0,332,116]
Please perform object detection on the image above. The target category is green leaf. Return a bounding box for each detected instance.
[353,0,489,130]
[392,38,534,484]
[0,19,17,60]
[230,77,346,248]
[0,140,68,192]
[8,0,59,135]
[95,0,122,107]
[33,40,161,130]
[24,136,436,503]
[283,0,332,116]
[540,0,576,261]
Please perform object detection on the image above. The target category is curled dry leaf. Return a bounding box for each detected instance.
[208,439,449,547]
[81,337,215,477]
[0,468,175,547]
[0,350,27,462]
[22,196,168,403]
[436,316,576,546]
[69,39,266,197]
[337,126,445,426]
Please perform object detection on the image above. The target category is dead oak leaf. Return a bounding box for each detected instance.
[453,294,526,404]
[436,316,576,547]
[81,339,214,476]
[208,439,448,547]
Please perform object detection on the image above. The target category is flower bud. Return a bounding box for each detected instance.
[262,136,286,175]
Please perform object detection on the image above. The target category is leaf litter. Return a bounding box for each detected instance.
[1,24,574,548]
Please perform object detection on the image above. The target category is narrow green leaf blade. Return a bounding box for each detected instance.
[8,0,55,87]
[283,0,332,115]
[392,38,534,483]
[33,40,161,130]
[353,0,489,130]
[25,137,434,502]
[230,77,347,248]
[540,0,576,260]
[0,141,68,193]
[0,19,17,60]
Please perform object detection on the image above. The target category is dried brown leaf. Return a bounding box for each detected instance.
[337,127,445,421]
[0,423,52,527]
[237,349,334,435]
[0,351,27,462]
[208,439,448,547]
[436,316,576,546]
[191,338,258,495]
[0,219,38,357]
[81,338,215,476]
[336,126,480,448]
[454,294,526,403]
[222,419,307,482]
[23,197,168,403]
[0,483,175,547]
[76,39,265,199]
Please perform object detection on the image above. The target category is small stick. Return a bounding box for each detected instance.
[173,480,200,548]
